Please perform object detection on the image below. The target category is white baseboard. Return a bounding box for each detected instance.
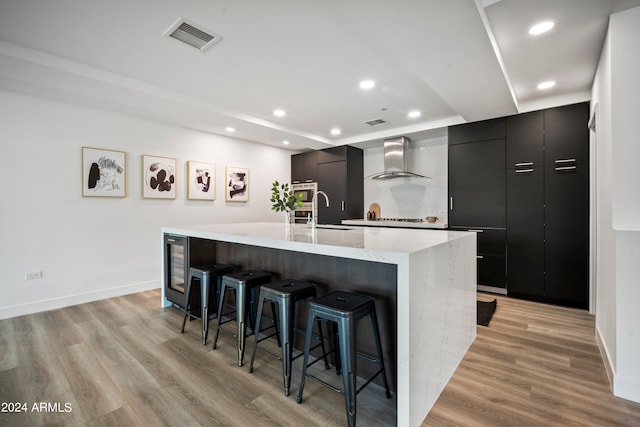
[595,326,614,392]
[0,280,160,320]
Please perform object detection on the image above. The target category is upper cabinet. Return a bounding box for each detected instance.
[544,102,589,166]
[506,111,544,168]
[291,151,318,183]
[449,117,506,146]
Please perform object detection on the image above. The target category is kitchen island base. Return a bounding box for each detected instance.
[161,223,476,426]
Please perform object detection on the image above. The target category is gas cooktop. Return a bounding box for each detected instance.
[375,218,425,223]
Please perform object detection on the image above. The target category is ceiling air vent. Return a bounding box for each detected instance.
[164,18,222,52]
[365,118,387,126]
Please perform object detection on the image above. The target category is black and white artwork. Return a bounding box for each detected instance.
[225,166,249,202]
[82,147,126,197]
[142,155,176,199]
[188,161,215,201]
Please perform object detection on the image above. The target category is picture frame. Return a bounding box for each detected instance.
[187,161,215,201]
[82,147,126,198]
[142,155,176,199]
[225,166,249,202]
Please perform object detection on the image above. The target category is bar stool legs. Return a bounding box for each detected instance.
[180,264,233,345]
[248,279,330,396]
[211,270,271,366]
[296,291,391,427]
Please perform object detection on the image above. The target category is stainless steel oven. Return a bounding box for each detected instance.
[292,182,317,224]
[292,182,317,203]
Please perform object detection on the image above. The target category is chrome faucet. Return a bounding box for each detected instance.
[309,190,329,227]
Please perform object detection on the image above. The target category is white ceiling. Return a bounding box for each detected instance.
[1,0,639,151]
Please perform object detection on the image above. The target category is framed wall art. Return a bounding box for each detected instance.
[82,147,126,198]
[187,161,215,201]
[225,166,249,202]
[142,155,176,199]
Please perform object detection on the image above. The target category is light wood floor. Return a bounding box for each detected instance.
[1,290,640,426]
[424,293,640,426]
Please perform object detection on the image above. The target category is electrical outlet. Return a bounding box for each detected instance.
[25,271,43,280]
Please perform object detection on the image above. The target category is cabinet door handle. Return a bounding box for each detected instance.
[476,255,484,260]
[515,169,534,174]
[450,196,454,211]
[555,166,577,171]
[468,229,484,233]
[167,238,176,242]
[515,162,534,167]
[555,158,576,164]
[341,201,345,211]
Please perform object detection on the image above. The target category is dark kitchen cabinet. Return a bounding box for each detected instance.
[544,103,589,167]
[164,234,217,308]
[291,151,317,183]
[544,164,589,306]
[316,146,363,225]
[448,117,507,291]
[449,117,506,146]
[506,110,544,168]
[505,167,545,298]
[450,226,507,289]
[448,139,506,228]
[505,102,589,308]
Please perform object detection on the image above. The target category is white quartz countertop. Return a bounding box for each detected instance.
[342,219,448,229]
[162,222,472,264]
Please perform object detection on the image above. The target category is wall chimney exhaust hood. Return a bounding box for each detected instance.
[371,136,430,180]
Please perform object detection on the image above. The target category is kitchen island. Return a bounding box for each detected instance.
[161,222,476,426]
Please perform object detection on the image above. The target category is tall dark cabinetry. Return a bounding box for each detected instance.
[448,102,590,308]
[506,102,589,308]
[316,146,364,225]
[448,118,507,291]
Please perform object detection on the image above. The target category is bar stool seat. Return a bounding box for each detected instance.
[248,279,330,396]
[297,291,391,427]
[212,269,272,366]
[181,263,234,345]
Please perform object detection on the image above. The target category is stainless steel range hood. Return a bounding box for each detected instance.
[371,136,430,180]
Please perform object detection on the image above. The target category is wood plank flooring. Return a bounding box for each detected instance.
[423,293,640,426]
[2,290,640,426]
[0,289,395,427]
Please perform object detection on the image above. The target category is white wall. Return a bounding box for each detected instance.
[0,90,291,320]
[592,5,640,404]
[363,136,448,221]
[610,6,640,403]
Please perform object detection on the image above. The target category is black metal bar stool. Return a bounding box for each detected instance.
[181,263,234,345]
[212,269,272,366]
[248,279,331,396]
[296,291,391,427]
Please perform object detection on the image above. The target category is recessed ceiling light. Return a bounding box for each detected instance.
[225,126,235,132]
[529,21,554,36]
[537,80,556,90]
[359,80,375,90]
[273,109,286,117]
[331,128,341,136]
[282,140,290,145]
[408,110,421,118]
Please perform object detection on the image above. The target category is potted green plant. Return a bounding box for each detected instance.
[271,181,303,224]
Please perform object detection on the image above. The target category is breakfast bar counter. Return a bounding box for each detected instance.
[161,222,476,426]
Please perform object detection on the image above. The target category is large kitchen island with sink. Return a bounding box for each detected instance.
[161,222,476,426]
